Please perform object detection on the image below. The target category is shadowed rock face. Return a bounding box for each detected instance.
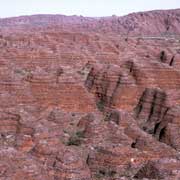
[134,88,180,151]
[85,64,122,111]
[0,9,180,180]
[134,161,162,179]
[134,88,168,134]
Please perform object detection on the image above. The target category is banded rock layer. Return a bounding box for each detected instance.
[0,9,180,180]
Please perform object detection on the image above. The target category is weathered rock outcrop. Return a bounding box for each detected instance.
[134,88,180,151]
[0,9,180,180]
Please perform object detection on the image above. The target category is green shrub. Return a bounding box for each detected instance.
[76,130,85,138]
[67,135,81,146]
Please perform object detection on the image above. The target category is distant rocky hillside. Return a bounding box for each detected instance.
[1,9,180,36]
[0,9,179,180]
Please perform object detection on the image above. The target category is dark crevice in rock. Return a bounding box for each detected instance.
[131,139,137,148]
[86,154,90,165]
[99,170,106,176]
[128,61,134,73]
[133,138,147,150]
[147,90,157,122]
[160,51,167,63]
[169,55,175,66]
[154,122,161,134]
[163,107,169,119]
[159,127,166,142]
[135,90,146,118]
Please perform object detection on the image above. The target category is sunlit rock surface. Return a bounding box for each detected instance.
[0,9,180,180]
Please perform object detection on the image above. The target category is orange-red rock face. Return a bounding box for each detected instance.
[0,9,180,180]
